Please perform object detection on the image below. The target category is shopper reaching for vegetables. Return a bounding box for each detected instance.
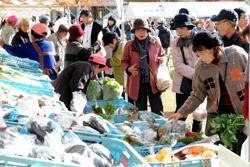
[52,53,108,110]
[168,31,248,155]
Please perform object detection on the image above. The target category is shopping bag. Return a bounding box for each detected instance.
[241,136,249,162]
[193,98,207,121]
[70,91,87,114]
[156,63,171,91]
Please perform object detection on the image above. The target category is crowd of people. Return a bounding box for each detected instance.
[0,7,249,156]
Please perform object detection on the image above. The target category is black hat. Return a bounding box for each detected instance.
[131,18,151,33]
[102,32,117,46]
[57,24,69,32]
[211,9,238,22]
[179,8,190,15]
[193,31,223,51]
[170,13,195,30]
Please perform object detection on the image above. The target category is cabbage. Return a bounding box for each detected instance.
[103,78,123,100]
[86,80,103,100]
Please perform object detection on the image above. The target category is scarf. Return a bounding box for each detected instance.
[133,36,151,83]
[177,31,195,47]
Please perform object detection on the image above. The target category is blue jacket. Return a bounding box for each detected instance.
[3,39,57,80]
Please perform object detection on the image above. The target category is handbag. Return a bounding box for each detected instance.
[179,47,192,95]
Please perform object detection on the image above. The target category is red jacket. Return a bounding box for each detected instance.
[121,37,165,100]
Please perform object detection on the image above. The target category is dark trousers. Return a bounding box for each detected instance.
[129,83,163,115]
[175,93,202,132]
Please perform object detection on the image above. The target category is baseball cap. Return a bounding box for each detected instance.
[211,9,238,22]
[88,54,109,70]
[39,15,50,24]
[31,23,49,37]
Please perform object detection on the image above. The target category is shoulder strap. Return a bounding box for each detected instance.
[180,47,188,65]
[32,41,44,70]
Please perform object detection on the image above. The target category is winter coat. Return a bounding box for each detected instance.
[52,61,93,110]
[222,32,249,53]
[11,29,31,46]
[3,39,57,80]
[1,24,16,44]
[64,41,92,68]
[178,45,248,118]
[171,37,198,94]
[109,42,124,85]
[121,36,165,100]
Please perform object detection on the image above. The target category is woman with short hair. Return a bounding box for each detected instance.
[11,18,31,46]
[169,31,248,155]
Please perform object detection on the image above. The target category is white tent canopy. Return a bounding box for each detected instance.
[125,1,250,19]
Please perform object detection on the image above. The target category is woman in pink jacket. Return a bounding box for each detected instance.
[121,18,165,115]
[170,13,201,132]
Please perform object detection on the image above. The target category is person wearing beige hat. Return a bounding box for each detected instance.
[121,18,166,115]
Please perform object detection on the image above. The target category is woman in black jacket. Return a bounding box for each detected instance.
[102,16,121,37]
[11,18,31,46]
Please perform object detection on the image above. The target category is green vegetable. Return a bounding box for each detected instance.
[209,114,245,150]
[103,102,115,115]
[177,136,202,144]
[86,80,103,100]
[92,104,105,115]
[103,78,122,100]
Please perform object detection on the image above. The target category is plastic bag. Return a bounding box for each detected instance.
[241,136,249,161]
[103,78,123,100]
[156,63,171,91]
[86,80,103,100]
[70,91,87,114]
[193,98,207,121]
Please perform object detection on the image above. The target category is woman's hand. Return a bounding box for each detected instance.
[167,112,183,121]
[128,64,138,77]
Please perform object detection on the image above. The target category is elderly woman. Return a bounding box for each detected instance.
[169,31,248,155]
[170,13,201,132]
[64,24,102,68]
[121,18,166,115]
[12,18,31,46]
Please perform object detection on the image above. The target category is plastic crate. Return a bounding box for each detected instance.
[84,99,134,114]
[149,159,212,167]
[113,111,167,125]
[135,142,186,157]
[0,80,54,97]
[77,134,150,167]
[0,51,39,70]
[0,153,80,167]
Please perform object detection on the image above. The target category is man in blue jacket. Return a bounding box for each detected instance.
[0,23,57,80]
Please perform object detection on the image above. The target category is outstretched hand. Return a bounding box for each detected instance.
[167,112,183,121]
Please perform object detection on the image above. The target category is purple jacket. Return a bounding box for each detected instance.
[121,36,165,100]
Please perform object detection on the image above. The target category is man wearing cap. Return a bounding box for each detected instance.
[79,8,103,48]
[1,15,18,44]
[52,53,108,110]
[170,13,202,132]
[47,24,69,71]
[0,23,57,80]
[121,18,166,116]
[39,15,50,27]
[212,9,249,53]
